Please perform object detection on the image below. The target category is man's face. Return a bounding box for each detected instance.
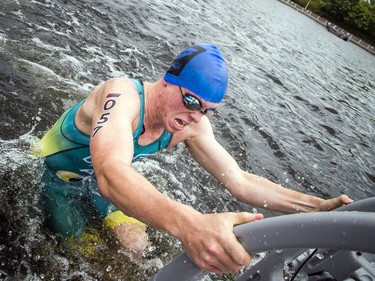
[160,84,219,133]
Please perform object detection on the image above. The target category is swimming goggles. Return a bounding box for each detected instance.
[179,86,215,117]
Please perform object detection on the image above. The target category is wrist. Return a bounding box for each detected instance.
[165,203,202,240]
[297,195,324,212]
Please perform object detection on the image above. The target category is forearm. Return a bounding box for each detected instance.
[186,135,324,213]
[231,172,324,213]
[95,159,200,239]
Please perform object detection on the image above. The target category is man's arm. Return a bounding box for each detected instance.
[89,78,194,235]
[89,78,262,273]
[186,118,353,214]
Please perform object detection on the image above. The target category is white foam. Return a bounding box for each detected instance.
[0,32,7,44]
[31,37,69,52]
[17,56,94,95]
[0,133,42,176]
[18,58,59,77]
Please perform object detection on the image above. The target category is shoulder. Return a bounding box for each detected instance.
[79,78,144,128]
[95,77,140,98]
[84,78,141,112]
[75,78,142,135]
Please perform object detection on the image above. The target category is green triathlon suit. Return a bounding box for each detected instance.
[41,79,172,238]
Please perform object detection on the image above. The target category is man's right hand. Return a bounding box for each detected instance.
[177,212,263,273]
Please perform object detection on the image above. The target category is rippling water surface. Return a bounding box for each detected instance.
[1,0,374,280]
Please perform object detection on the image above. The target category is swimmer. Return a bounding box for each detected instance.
[39,44,353,272]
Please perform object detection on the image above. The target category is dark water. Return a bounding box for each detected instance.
[1,0,374,280]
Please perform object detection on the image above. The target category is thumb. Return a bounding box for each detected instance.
[339,194,354,205]
[324,195,354,210]
[230,212,264,226]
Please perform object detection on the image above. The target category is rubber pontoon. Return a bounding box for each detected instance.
[149,197,375,281]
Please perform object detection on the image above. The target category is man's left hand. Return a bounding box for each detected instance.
[318,194,353,211]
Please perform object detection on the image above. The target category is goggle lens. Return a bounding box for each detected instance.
[179,87,216,116]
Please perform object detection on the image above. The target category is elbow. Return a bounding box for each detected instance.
[93,157,133,202]
[93,159,115,201]
[228,187,247,202]
[224,179,247,201]
[96,168,111,200]
[224,172,250,202]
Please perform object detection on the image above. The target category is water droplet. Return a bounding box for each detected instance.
[148,246,156,252]
[316,253,324,260]
[276,249,283,253]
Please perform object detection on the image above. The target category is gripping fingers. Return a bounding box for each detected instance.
[205,236,251,273]
[204,212,260,273]
[224,233,252,267]
[185,212,261,273]
[322,195,354,211]
[198,248,245,273]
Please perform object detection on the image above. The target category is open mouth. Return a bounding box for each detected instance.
[175,118,187,128]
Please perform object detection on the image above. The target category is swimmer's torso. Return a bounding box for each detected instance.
[41,79,172,181]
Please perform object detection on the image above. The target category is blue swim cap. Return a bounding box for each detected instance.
[164,44,228,103]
